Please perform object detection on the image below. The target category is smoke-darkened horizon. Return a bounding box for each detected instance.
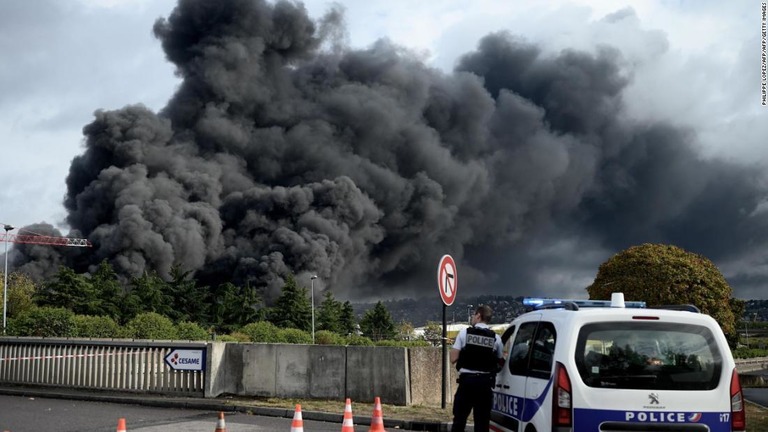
[9,0,768,302]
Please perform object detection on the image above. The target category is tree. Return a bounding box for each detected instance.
[359,301,397,341]
[165,265,209,324]
[586,243,738,344]
[211,281,263,332]
[339,301,357,336]
[317,291,343,333]
[422,321,443,346]
[1,272,36,319]
[36,266,102,316]
[129,270,172,318]
[89,260,124,321]
[396,319,415,341]
[269,274,311,331]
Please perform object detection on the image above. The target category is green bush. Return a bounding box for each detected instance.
[733,347,768,359]
[278,328,312,344]
[73,315,120,338]
[240,321,281,343]
[124,312,178,340]
[223,331,251,342]
[345,334,374,346]
[315,330,346,345]
[176,321,210,341]
[373,339,431,347]
[215,334,242,342]
[10,307,76,337]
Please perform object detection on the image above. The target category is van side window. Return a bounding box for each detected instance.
[529,322,556,378]
[501,325,516,360]
[509,322,536,376]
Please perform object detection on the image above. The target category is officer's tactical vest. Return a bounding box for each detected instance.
[457,326,498,373]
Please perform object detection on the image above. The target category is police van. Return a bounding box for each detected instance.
[490,293,745,432]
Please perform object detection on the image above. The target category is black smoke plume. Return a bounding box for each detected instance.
[12,0,768,300]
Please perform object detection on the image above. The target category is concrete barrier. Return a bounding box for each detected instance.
[346,346,410,405]
[408,347,457,406]
[241,343,278,397]
[735,357,768,374]
[308,345,346,399]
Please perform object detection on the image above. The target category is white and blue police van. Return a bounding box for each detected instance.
[490,293,746,432]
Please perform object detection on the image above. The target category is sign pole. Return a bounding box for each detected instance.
[441,302,447,409]
[436,254,457,410]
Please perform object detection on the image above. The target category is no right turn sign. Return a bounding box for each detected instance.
[437,254,457,306]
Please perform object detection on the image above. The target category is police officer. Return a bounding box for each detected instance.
[450,305,504,432]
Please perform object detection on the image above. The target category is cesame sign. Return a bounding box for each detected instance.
[437,254,457,306]
[164,349,205,371]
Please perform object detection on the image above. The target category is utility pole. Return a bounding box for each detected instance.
[3,224,13,335]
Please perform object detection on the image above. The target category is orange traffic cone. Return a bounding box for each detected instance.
[291,404,304,432]
[341,398,354,431]
[214,411,227,432]
[368,396,386,431]
[116,418,127,432]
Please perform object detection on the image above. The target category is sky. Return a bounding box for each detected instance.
[0,0,766,302]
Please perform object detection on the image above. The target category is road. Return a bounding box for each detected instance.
[2,387,767,431]
[0,395,386,432]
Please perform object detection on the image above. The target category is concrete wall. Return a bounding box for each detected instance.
[241,344,277,396]
[308,345,346,399]
[408,347,457,406]
[346,346,410,405]
[207,343,415,405]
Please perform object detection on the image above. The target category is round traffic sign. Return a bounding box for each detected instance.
[437,254,457,306]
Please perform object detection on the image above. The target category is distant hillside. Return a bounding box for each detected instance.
[744,300,768,321]
[352,295,527,328]
[353,296,768,328]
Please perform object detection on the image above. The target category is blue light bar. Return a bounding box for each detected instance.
[522,297,646,309]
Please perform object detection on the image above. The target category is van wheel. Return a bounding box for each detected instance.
[524,425,537,432]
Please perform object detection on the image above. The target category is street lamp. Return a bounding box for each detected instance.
[467,304,473,324]
[3,224,14,335]
[310,275,318,344]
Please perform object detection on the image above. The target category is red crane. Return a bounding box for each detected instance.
[0,233,92,247]
[2,223,92,334]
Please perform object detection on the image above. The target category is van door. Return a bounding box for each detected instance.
[491,315,540,432]
[524,321,557,429]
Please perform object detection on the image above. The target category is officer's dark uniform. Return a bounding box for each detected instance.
[452,325,501,432]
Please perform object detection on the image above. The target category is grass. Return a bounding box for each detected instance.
[224,394,768,430]
[748,401,768,431]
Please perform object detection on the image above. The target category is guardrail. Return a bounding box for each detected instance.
[735,356,768,374]
[0,338,206,396]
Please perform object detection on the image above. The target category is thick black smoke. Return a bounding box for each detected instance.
[12,0,768,300]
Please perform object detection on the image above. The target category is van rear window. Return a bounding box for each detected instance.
[575,322,722,390]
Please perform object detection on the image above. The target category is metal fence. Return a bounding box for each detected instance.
[0,338,206,396]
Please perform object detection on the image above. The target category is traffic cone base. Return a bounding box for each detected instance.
[341,398,354,432]
[215,411,227,432]
[369,396,386,432]
[291,404,304,432]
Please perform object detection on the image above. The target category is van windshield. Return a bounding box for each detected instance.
[575,322,722,390]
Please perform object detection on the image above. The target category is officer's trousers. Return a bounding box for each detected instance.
[451,373,495,432]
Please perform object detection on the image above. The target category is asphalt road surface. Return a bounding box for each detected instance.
[0,395,382,432]
[745,388,768,408]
